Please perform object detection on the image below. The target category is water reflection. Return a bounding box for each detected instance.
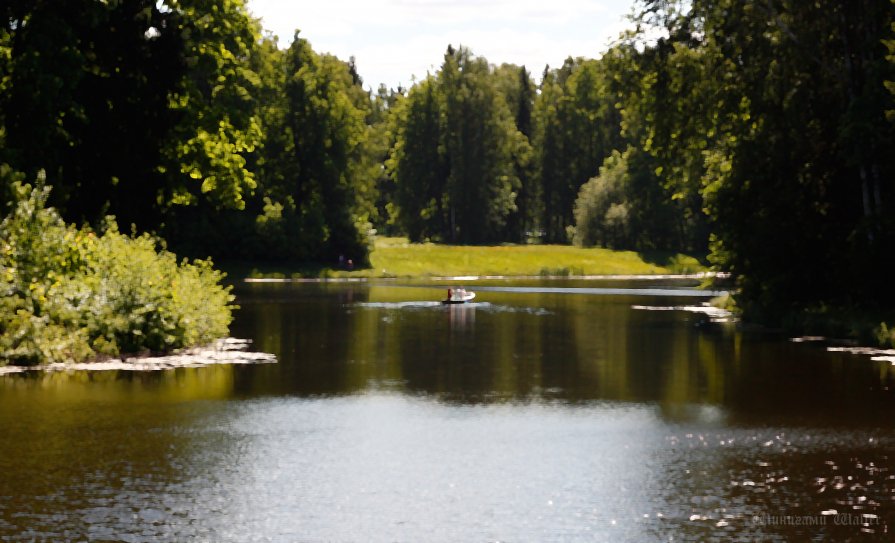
[1,279,894,541]
[230,282,895,423]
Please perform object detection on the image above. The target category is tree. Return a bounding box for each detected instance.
[638,0,895,319]
[1,0,265,230]
[158,29,376,265]
[533,57,625,243]
[493,64,536,242]
[1,0,184,227]
[572,146,683,250]
[532,67,570,242]
[572,150,630,248]
[387,77,447,241]
[368,84,404,237]
[388,46,520,244]
[440,47,519,243]
[265,33,370,263]
[160,0,263,213]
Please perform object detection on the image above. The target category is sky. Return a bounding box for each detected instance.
[246,0,639,91]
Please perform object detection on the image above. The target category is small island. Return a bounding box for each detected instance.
[0,181,245,368]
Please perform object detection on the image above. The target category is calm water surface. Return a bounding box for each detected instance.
[2,279,894,542]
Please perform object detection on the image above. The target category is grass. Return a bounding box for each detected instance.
[241,237,707,279]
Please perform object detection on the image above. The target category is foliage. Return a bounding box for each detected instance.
[282,41,371,262]
[571,150,630,248]
[1,0,265,226]
[1,0,185,227]
[493,65,537,242]
[628,0,895,327]
[440,47,521,244]
[388,77,447,242]
[878,322,895,349]
[572,147,689,250]
[533,57,626,243]
[0,180,234,366]
[3,0,895,347]
[165,32,375,266]
[613,32,712,253]
[387,47,522,244]
[159,0,263,211]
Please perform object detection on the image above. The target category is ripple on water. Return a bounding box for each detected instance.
[351,301,552,315]
[6,396,892,541]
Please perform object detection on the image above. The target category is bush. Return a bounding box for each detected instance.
[0,178,234,365]
[572,150,630,248]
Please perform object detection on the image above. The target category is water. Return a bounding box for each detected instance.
[1,279,894,541]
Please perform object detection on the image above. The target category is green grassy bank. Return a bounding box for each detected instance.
[238,237,707,279]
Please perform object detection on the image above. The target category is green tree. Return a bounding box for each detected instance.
[1,0,185,227]
[440,47,519,243]
[160,0,262,212]
[639,0,895,319]
[532,66,569,242]
[1,0,266,230]
[572,146,682,250]
[368,84,404,237]
[387,77,447,241]
[278,33,370,263]
[493,64,536,242]
[612,28,712,252]
[572,150,630,248]
[388,47,520,244]
[533,57,625,243]
[163,30,375,266]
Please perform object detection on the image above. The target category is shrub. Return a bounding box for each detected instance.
[572,150,630,248]
[0,178,234,365]
[876,322,895,349]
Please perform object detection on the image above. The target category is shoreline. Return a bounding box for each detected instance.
[0,338,276,376]
[244,271,730,283]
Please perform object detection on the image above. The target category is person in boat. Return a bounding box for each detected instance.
[446,288,465,302]
[445,287,473,303]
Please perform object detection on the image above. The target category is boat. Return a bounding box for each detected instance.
[442,288,476,304]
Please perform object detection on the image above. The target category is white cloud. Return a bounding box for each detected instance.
[248,0,637,89]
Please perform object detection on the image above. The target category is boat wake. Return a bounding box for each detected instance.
[350,301,551,315]
[353,301,444,309]
[631,303,733,322]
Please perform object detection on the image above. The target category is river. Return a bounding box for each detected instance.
[1,279,893,541]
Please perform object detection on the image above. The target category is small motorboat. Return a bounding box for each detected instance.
[442,288,476,304]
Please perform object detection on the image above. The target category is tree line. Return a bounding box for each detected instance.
[1,0,378,266]
[2,0,894,326]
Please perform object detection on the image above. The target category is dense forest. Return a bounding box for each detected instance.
[1,0,894,329]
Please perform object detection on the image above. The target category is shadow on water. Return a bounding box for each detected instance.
[227,281,895,426]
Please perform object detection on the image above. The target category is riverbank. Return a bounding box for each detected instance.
[708,292,895,349]
[780,306,895,349]
[1,182,235,367]
[231,237,707,279]
[0,338,275,375]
